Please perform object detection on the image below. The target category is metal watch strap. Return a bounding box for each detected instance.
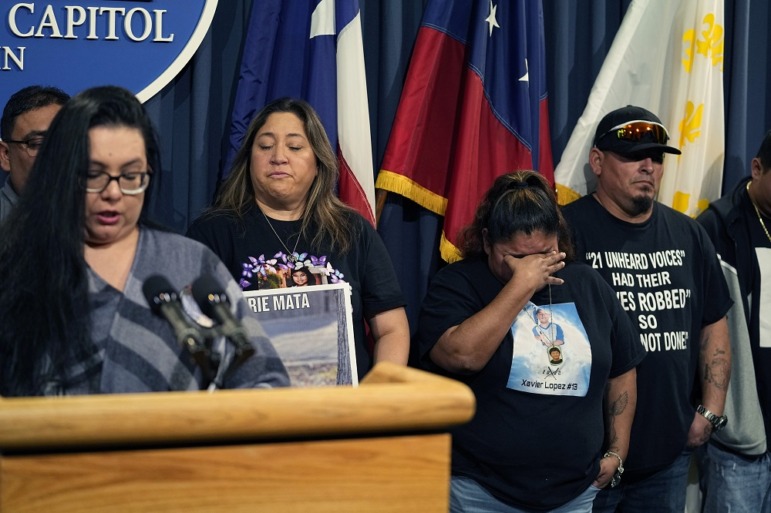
[696,404,727,431]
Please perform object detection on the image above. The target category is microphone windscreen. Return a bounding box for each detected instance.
[191,274,228,318]
[142,274,176,312]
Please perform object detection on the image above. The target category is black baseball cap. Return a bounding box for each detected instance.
[593,105,682,156]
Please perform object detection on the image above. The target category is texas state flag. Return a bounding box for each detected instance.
[224,0,375,225]
[375,0,553,262]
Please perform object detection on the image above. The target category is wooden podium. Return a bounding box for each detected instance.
[0,363,474,513]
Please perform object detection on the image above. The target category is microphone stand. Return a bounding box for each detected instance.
[181,334,220,391]
[143,275,222,391]
[192,275,256,389]
[197,325,253,392]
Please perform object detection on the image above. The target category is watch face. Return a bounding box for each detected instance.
[714,416,728,431]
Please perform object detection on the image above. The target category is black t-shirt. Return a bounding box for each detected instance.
[417,257,644,510]
[187,205,405,378]
[741,196,771,444]
[563,196,732,478]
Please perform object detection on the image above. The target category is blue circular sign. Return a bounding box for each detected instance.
[0,0,218,106]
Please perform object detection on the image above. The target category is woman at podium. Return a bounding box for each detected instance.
[0,86,289,396]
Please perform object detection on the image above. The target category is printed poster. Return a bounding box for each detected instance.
[242,283,357,387]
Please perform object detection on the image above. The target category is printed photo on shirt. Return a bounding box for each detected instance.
[507,302,592,397]
[239,250,345,290]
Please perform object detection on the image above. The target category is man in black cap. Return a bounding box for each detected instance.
[562,105,732,512]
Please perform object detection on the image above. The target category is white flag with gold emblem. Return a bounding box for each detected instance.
[658,1,724,216]
[555,0,724,217]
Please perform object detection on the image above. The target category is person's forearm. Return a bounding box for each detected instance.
[370,307,410,366]
[430,251,566,374]
[686,317,730,447]
[429,279,536,373]
[604,368,637,458]
[699,316,731,414]
[594,368,637,488]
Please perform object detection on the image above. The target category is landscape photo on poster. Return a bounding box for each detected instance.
[242,283,357,387]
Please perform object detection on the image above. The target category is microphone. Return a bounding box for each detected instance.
[191,274,255,365]
[142,274,216,386]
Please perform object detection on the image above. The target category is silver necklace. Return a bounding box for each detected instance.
[260,209,301,263]
[747,181,771,243]
[545,284,562,365]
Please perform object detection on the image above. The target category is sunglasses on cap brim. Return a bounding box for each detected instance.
[598,120,670,145]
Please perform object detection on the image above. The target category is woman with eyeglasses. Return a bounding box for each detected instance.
[0,86,288,396]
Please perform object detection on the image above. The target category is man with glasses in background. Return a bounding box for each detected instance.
[562,105,732,512]
[0,85,70,221]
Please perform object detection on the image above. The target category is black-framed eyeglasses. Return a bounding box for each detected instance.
[598,120,670,145]
[3,135,45,156]
[85,171,151,195]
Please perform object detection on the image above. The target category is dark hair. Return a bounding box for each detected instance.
[291,267,312,278]
[0,85,161,396]
[756,130,771,171]
[1,85,70,140]
[211,97,358,253]
[458,171,574,260]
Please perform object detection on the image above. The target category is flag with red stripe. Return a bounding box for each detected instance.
[225,0,375,224]
[376,0,553,261]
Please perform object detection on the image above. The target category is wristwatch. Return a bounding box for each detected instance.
[696,405,728,432]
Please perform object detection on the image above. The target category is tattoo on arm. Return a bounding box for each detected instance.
[605,391,628,451]
[609,391,629,417]
[701,346,730,391]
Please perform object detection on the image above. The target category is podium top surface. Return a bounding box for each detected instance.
[0,363,475,452]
